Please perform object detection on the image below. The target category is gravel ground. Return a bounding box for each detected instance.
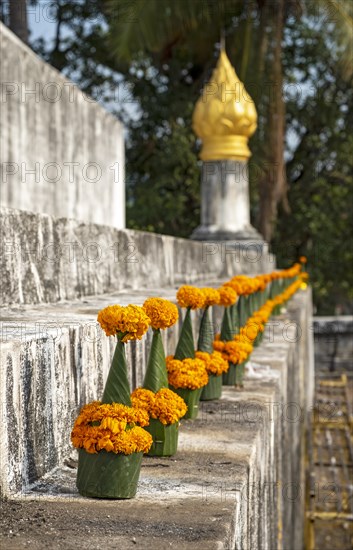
[0,497,224,550]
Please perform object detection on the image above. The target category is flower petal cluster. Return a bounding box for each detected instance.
[220,339,253,365]
[143,297,179,330]
[97,304,150,341]
[166,355,209,390]
[201,288,221,307]
[218,262,303,301]
[240,321,264,342]
[195,350,229,375]
[254,275,269,291]
[271,276,304,303]
[218,286,237,306]
[131,387,187,425]
[176,286,205,309]
[213,265,307,369]
[224,276,262,296]
[271,264,301,280]
[251,307,272,325]
[71,401,152,455]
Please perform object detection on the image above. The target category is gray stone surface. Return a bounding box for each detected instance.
[0,22,125,228]
[0,289,313,550]
[191,160,263,242]
[313,315,353,373]
[0,207,275,305]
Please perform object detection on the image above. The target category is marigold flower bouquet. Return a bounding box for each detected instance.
[197,350,228,400]
[167,286,209,419]
[214,335,253,388]
[215,286,242,386]
[166,355,208,419]
[71,304,153,499]
[131,298,187,456]
[197,288,228,401]
[224,276,252,327]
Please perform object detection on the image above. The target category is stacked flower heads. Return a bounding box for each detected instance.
[218,286,237,306]
[131,388,187,425]
[224,276,261,296]
[201,287,221,307]
[97,304,150,341]
[143,298,179,330]
[71,402,152,455]
[177,285,205,309]
[254,274,270,291]
[73,261,307,465]
[214,338,253,365]
[195,350,229,376]
[241,321,265,342]
[271,263,301,281]
[166,356,209,390]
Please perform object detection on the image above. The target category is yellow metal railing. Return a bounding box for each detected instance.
[305,374,353,550]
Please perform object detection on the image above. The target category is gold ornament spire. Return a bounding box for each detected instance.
[192,49,257,161]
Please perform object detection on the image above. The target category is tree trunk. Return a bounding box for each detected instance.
[9,0,28,44]
[259,0,288,241]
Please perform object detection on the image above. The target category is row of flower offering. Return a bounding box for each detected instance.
[71,259,308,499]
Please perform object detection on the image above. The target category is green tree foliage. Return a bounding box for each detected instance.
[20,1,353,313]
[123,58,202,236]
[273,15,353,314]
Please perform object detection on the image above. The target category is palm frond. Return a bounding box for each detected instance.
[106,0,243,60]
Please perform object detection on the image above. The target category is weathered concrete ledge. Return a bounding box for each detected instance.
[0,289,313,549]
[0,207,275,305]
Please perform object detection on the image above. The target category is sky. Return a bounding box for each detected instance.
[26,2,139,122]
[27,1,58,43]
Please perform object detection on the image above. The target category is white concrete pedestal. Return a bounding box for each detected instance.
[191,160,264,242]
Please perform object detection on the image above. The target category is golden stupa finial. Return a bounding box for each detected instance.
[192,48,257,161]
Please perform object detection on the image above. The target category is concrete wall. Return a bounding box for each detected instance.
[0,23,125,228]
[0,207,275,305]
[0,288,314,550]
[313,316,353,373]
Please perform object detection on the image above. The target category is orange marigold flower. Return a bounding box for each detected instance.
[213,339,225,353]
[153,388,187,424]
[74,401,150,427]
[201,287,221,307]
[152,388,187,424]
[143,297,179,330]
[242,321,264,341]
[218,286,237,306]
[226,276,259,296]
[131,387,187,425]
[254,275,268,291]
[195,350,229,375]
[176,285,205,309]
[166,356,209,390]
[222,340,253,365]
[100,417,127,434]
[299,256,307,264]
[71,401,152,455]
[97,304,150,341]
[131,388,155,411]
